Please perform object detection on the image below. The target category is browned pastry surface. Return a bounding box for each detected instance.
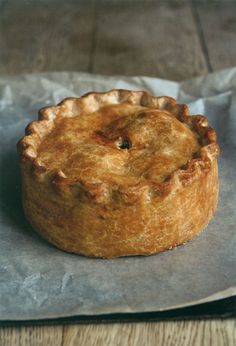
[37,104,200,186]
[18,90,220,258]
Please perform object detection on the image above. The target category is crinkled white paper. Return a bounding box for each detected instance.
[0,69,236,320]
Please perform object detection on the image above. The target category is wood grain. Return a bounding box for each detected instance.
[0,0,95,75]
[0,319,235,346]
[0,325,63,346]
[193,1,236,71]
[0,0,209,79]
[92,0,208,80]
[63,319,236,346]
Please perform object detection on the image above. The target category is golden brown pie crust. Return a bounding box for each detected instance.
[17,89,220,258]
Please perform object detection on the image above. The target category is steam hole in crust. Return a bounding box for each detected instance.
[118,137,132,150]
[163,176,171,183]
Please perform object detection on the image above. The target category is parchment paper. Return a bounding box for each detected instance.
[0,69,235,320]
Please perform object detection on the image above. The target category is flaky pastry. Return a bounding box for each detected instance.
[18,89,220,258]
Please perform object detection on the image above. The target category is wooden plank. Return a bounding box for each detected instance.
[0,319,235,346]
[62,319,236,346]
[193,1,236,71]
[0,0,95,75]
[92,0,208,80]
[0,325,63,346]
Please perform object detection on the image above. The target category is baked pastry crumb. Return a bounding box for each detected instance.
[18,89,220,258]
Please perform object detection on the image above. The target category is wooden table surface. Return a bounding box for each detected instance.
[0,0,235,345]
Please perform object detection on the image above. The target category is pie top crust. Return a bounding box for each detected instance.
[18,90,219,205]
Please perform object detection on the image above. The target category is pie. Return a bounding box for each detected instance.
[17,89,220,258]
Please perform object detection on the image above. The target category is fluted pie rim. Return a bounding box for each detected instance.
[17,89,220,202]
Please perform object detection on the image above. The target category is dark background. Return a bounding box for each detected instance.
[0,0,235,80]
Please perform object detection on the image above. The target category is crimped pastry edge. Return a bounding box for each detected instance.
[17,89,220,202]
